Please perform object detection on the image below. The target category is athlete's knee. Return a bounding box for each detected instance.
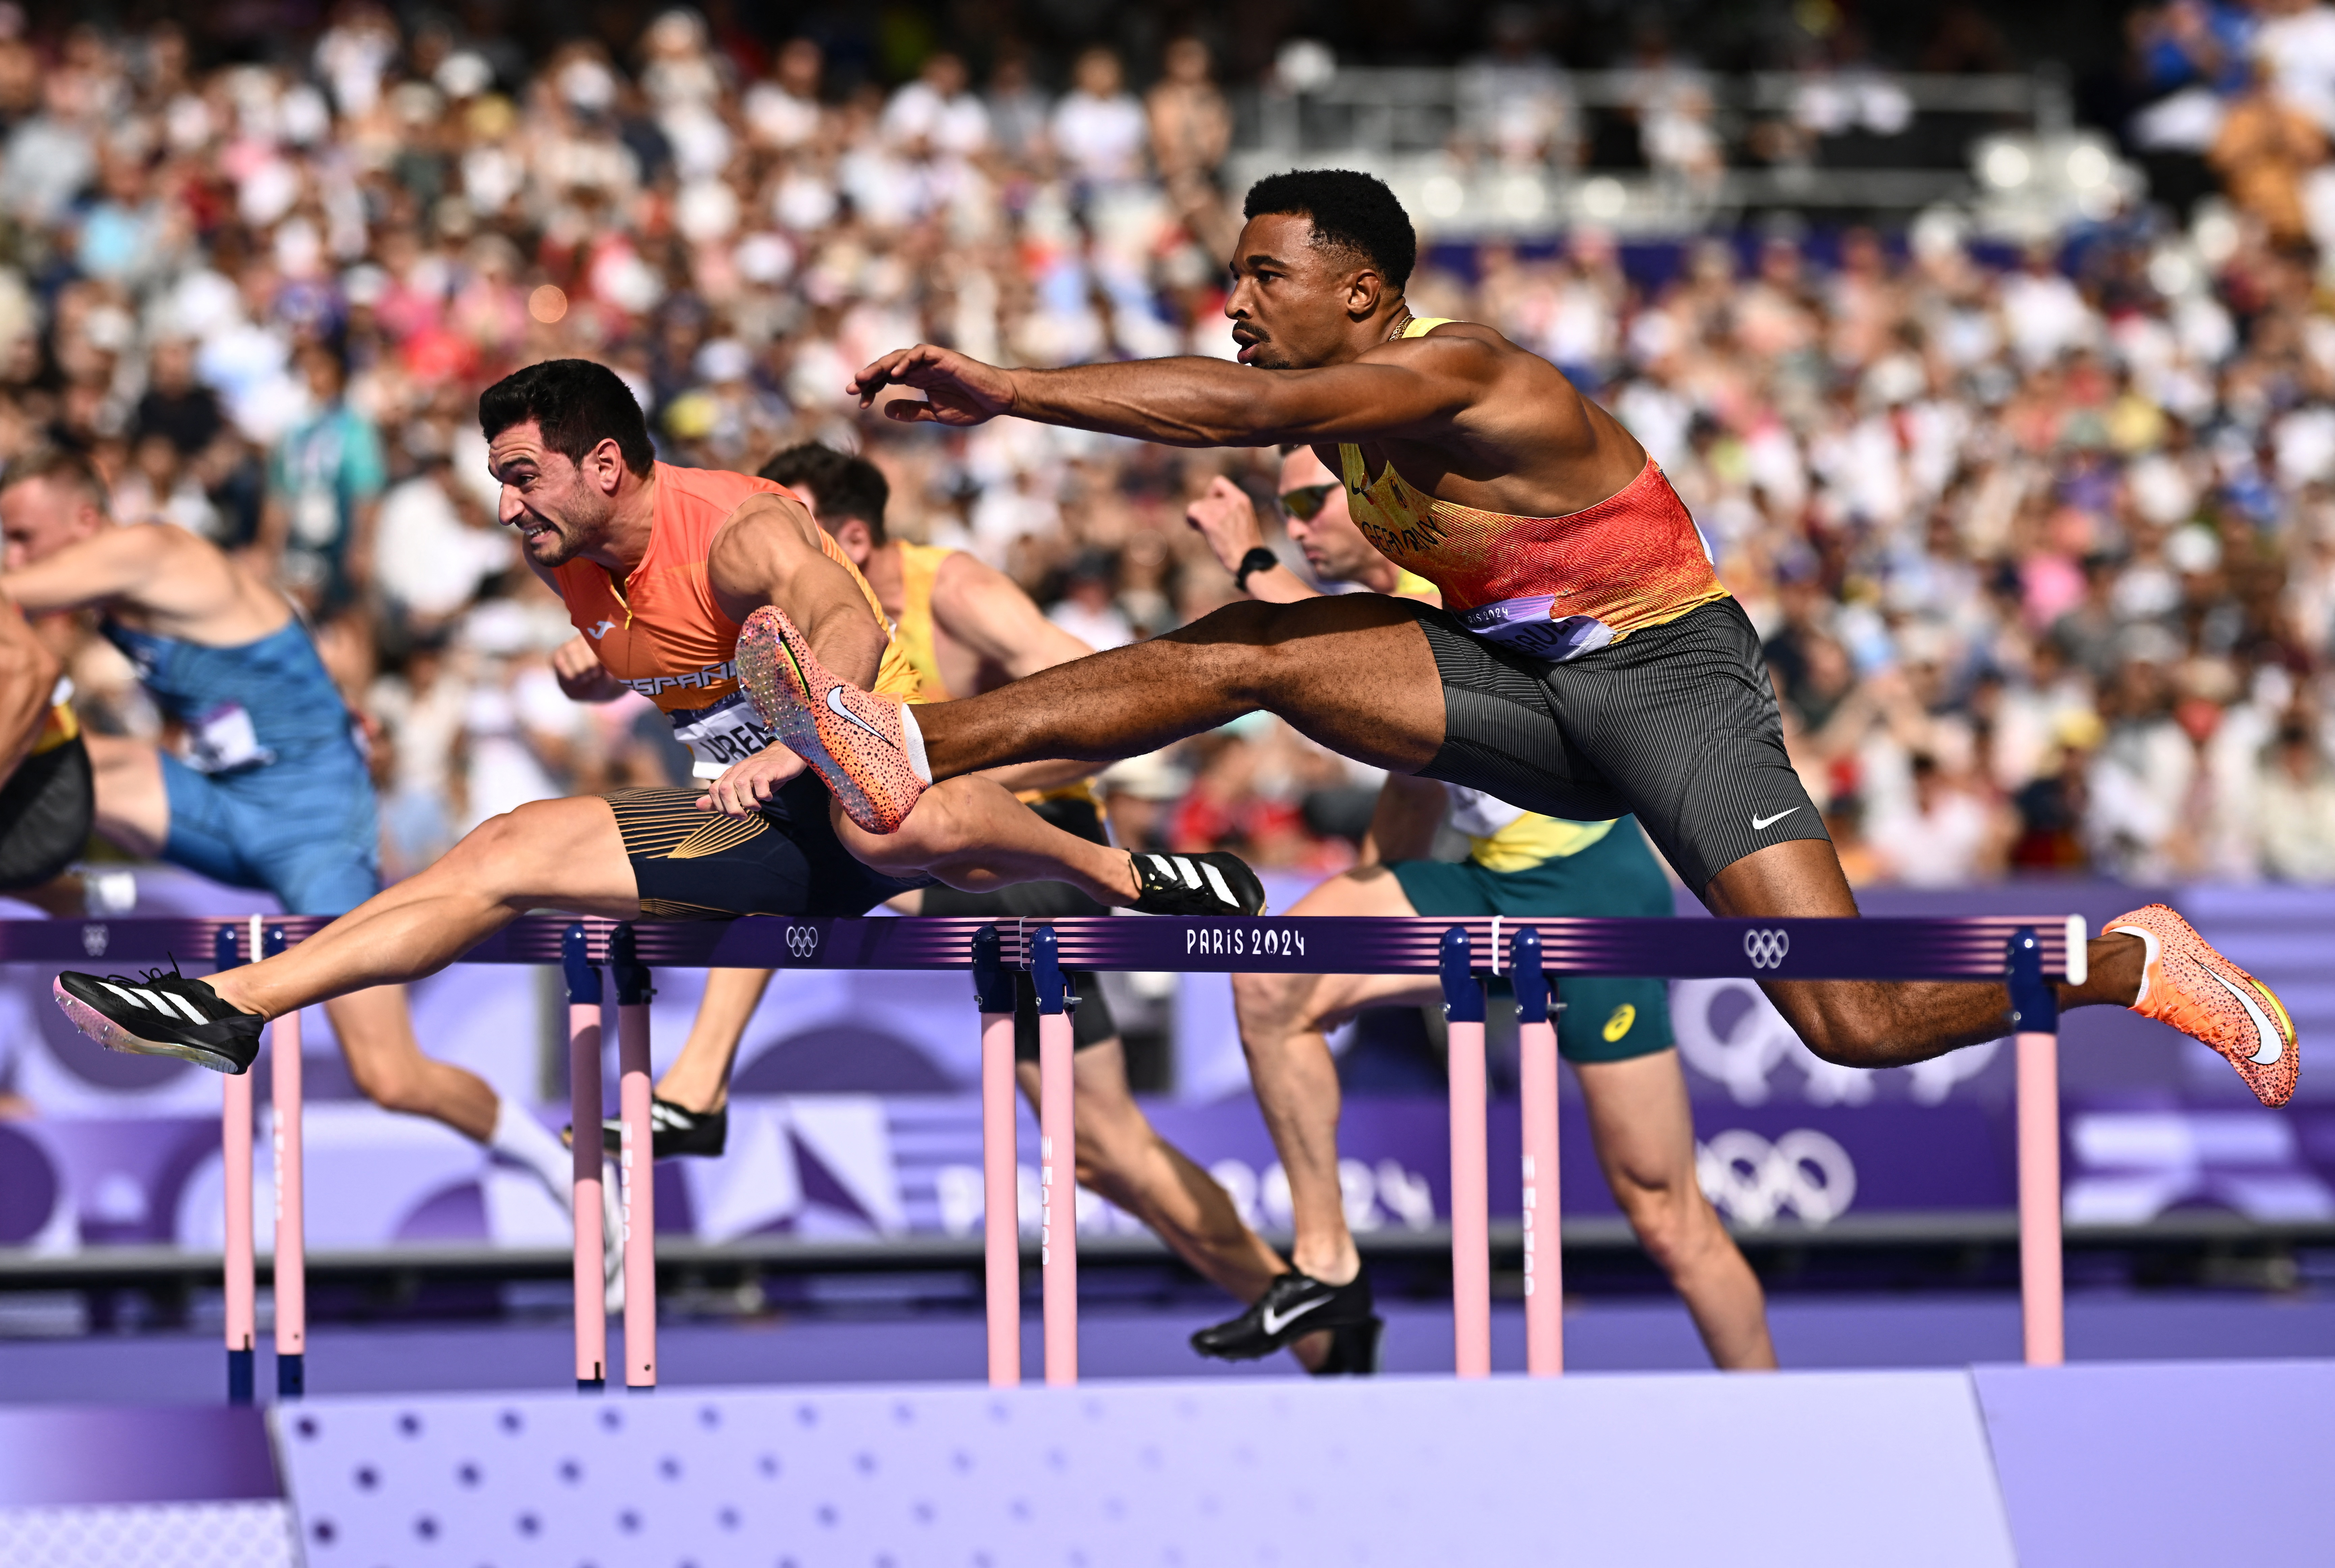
[1233,970,1320,1045]
[346,1048,430,1115]
[1612,1172,1713,1273]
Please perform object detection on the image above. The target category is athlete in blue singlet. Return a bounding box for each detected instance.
[0,448,606,1271]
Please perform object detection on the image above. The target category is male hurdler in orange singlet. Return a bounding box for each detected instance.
[53,359,1263,1073]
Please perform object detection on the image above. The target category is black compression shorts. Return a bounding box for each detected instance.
[922,795,1121,1060]
[608,772,928,920]
[0,735,93,890]
[1408,597,1828,892]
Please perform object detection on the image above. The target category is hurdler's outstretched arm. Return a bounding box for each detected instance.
[848,342,1485,447]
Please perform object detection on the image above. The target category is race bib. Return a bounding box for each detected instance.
[670,691,778,780]
[1456,595,1616,663]
[184,702,276,773]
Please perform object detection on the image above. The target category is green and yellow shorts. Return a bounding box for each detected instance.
[1390,817,1675,1065]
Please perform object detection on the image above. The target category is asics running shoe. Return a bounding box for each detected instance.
[1129,851,1268,916]
[736,604,926,834]
[54,964,264,1074]
[2108,904,2298,1107]
[598,1097,728,1160]
[1191,1268,1377,1361]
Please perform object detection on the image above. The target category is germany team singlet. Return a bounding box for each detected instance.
[1336,317,1728,664]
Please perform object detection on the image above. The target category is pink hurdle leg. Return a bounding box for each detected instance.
[1439,927,1490,1378]
[971,927,1021,1386]
[1512,928,1562,1375]
[1038,1006,1077,1385]
[1447,1016,1491,1378]
[219,925,253,1404]
[981,1010,1020,1385]
[612,927,655,1391]
[2017,1031,2064,1366]
[270,995,305,1398]
[1518,1017,1562,1375]
[1029,926,1077,1385]
[562,926,606,1390]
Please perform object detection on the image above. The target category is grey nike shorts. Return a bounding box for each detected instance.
[1406,597,1828,894]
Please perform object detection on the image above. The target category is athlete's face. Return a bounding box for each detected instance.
[0,477,108,571]
[1225,213,1389,370]
[1275,448,1378,581]
[488,420,617,568]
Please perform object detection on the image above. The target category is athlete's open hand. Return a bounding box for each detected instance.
[697,746,806,818]
[1184,476,1267,574]
[849,345,1015,425]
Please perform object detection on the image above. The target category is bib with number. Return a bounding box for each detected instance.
[184,701,277,774]
[669,690,778,780]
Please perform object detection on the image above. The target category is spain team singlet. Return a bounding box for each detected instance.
[552,463,919,779]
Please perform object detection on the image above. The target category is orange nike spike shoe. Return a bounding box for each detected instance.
[2108,904,2298,1107]
[736,604,926,834]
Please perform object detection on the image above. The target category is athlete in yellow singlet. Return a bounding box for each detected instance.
[764,167,2293,1122]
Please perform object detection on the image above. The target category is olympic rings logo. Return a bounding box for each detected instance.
[1696,1128,1858,1228]
[785,926,820,958]
[1743,928,1790,969]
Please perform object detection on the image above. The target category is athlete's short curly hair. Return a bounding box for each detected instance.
[478,359,654,477]
[760,442,890,543]
[1243,169,1417,290]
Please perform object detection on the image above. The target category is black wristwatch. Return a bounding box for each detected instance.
[1233,546,1281,593]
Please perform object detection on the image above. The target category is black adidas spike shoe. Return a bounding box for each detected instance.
[600,1097,728,1160]
[1309,1315,1385,1376]
[54,965,265,1074]
[1190,1268,1377,1362]
[1129,850,1267,916]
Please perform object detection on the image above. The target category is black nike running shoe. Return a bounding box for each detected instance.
[53,964,265,1074]
[1191,1268,1377,1361]
[1309,1315,1386,1377]
[1129,850,1267,916]
[599,1097,728,1160]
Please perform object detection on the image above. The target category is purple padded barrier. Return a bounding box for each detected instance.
[0,1406,279,1507]
[273,1372,2015,1567]
[1974,1360,2335,1568]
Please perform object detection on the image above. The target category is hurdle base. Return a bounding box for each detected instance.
[276,1353,304,1400]
[576,1377,604,1393]
[226,1348,254,1406]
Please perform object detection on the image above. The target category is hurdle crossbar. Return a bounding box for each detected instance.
[39,911,2084,1388]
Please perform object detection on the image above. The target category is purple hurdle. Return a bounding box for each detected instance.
[562,924,606,1392]
[971,927,1021,1386]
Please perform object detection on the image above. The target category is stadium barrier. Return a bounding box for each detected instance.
[28,910,2086,1392]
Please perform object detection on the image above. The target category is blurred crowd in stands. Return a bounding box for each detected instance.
[2,3,2333,894]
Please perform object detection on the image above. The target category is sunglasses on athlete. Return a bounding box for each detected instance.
[1279,483,1336,521]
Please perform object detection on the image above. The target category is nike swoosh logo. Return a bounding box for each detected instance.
[2202,966,2284,1067]
[1260,1293,1334,1337]
[826,684,892,746]
[1752,807,1800,830]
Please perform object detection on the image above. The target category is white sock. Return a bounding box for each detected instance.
[897,703,933,785]
[489,1097,577,1214]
